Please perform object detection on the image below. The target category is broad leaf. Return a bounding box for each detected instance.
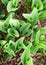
[32,0,43,11]
[9,40,15,51]
[23,7,39,26]
[43,0,46,9]
[0,40,7,49]
[5,54,13,59]
[39,10,46,20]
[1,0,8,5]
[40,27,46,34]
[6,34,14,41]
[31,29,36,42]
[4,44,15,56]
[35,30,40,43]
[20,23,31,34]
[23,29,32,36]
[19,20,26,25]
[30,44,39,54]
[12,0,21,7]
[15,37,26,52]
[7,28,19,37]
[10,18,20,29]
[0,12,5,19]
[21,43,33,65]
[7,1,18,12]
[4,13,13,28]
[0,21,7,33]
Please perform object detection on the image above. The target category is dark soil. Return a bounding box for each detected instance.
[0,52,46,65]
[0,0,46,65]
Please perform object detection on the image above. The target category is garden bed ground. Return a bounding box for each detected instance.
[0,0,46,65]
[0,52,46,65]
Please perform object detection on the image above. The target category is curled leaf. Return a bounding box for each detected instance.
[23,7,39,26]
[32,0,43,11]
[15,37,26,52]
[7,1,18,12]
[21,43,33,65]
[7,28,19,37]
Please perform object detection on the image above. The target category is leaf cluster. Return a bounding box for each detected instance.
[0,0,46,65]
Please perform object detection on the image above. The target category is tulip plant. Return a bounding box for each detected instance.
[0,0,46,65]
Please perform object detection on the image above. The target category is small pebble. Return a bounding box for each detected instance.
[41,59,45,63]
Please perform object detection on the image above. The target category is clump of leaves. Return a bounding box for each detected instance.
[1,0,21,12]
[32,0,43,11]
[23,7,39,26]
[7,0,21,12]
[0,0,46,65]
[21,43,33,65]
